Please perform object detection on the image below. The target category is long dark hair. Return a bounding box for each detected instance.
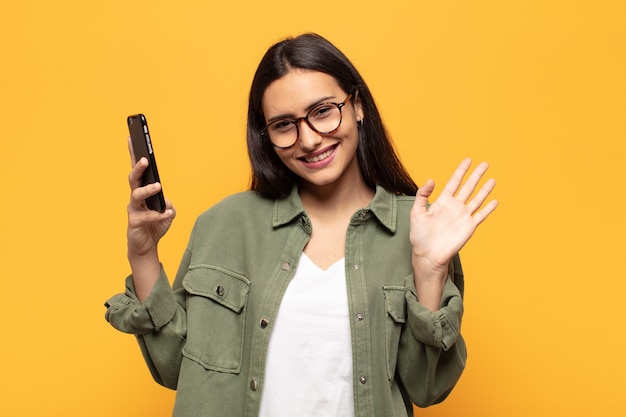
[247,33,418,199]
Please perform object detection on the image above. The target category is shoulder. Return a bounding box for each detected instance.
[389,191,415,211]
[394,195,415,231]
[197,190,273,221]
[369,186,415,233]
[395,195,415,208]
[214,190,272,210]
[187,191,276,247]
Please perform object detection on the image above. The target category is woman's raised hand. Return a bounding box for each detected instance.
[409,159,498,305]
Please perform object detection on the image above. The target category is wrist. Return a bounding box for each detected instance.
[128,249,160,272]
[412,255,448,312]
[128,243,158,261]
[127,250,161,302]
[412,253,448,279]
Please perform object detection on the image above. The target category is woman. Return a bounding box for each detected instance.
[105,33,498,417]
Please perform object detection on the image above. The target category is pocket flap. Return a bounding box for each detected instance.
[183,265,251,313]
[383,286,407,323]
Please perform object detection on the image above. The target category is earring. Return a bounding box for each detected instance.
[357,118,364,127]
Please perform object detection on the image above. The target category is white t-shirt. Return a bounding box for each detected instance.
[258,253,354,417]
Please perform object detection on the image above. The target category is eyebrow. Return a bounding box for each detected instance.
[266,95,337,123]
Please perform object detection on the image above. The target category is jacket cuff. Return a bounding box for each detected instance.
[104,265,177,334]
[405,277,463,350]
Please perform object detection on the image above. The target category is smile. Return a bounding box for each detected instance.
[301,145,337,163]
[305,149,333,163]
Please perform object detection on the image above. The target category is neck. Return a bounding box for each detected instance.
[299,176,374,218]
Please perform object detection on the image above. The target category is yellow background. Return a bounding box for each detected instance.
[1,0,624,415]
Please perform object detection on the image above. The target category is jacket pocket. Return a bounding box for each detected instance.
[181,264,251,374]
[383,285,407,381]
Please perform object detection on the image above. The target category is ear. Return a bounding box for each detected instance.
[353,90,364,122]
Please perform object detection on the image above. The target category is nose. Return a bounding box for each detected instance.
[297,119,322,151]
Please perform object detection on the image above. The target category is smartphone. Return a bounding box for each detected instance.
[127,114,166,212]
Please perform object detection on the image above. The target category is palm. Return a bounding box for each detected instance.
[127,203,175,256]
[410,159,498,270]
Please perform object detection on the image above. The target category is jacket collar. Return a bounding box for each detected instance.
[272,184,306,228]
[272,184,397,233]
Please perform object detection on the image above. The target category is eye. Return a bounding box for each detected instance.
[269,119,295,133]
[310,104,336,120]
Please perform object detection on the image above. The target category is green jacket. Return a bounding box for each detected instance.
[105,185,466,417]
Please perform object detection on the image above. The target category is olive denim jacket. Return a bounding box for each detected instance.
[105,185,466,417]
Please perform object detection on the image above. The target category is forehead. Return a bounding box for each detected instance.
[262,70,344,117]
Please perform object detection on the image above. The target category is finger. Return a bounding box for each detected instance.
[128,204,175,228]
[471,199,499,226]
[129,181,162,210]
[467,178,497,213]
[440,158,472,197]
[456,162,490,202]
[413,179,435,212]
[128,136,137,167]
[128,157,149,190]
[163,198,176,217]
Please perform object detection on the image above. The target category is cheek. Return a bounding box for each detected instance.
[274,150,293,167]
[343,127,360,147]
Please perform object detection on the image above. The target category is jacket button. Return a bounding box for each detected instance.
[260,318,269,329]
[215,285,225,296]
[250,379,258,391]
[356,313,364,322]
[359,375,368,384]
[281,262,291,271]
[352,264,359,270]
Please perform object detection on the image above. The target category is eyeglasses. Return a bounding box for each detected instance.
[261,93,353,149]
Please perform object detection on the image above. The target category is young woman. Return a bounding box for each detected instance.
[105,33,498,417]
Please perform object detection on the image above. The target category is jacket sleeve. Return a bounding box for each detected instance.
[104,243,194,390]
[396,254,467,407]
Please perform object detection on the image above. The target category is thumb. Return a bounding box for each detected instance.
[413,179,435,212]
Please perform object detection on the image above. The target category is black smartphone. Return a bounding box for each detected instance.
[127,114,166,212]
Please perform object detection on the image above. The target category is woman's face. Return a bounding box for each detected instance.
[261,70,364,192]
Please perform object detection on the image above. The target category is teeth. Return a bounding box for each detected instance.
[305,149,333,163]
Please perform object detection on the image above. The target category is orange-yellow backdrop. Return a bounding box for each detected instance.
[1,0,624,416]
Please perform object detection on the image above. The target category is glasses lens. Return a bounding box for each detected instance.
[266,120,298,148]
[308,103,341,134]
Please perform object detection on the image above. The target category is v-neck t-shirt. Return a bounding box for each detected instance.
[259,252,354,417]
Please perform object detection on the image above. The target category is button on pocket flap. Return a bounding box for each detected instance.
[383,286,407,323]
[183,265,251,313]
